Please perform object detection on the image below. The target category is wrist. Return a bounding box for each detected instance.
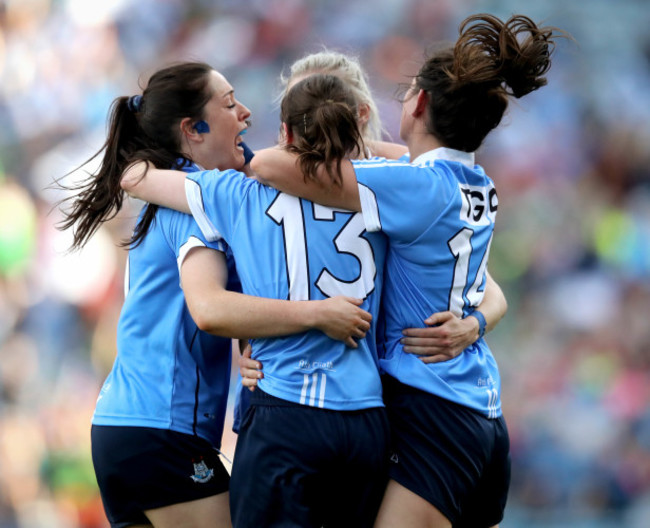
[467,310,487,339]
[303,300,323,331]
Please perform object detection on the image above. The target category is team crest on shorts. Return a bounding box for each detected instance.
[190,458,214,483]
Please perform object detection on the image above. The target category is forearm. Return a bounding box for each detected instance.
[251,147,361,211]
[190,289,322,339]
[121,162,191,213]
[366,140,408,160]
[474,272,508,334]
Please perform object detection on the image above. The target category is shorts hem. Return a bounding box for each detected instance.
[388,472,459,525]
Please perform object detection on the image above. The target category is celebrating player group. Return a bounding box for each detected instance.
[60,12,564,528]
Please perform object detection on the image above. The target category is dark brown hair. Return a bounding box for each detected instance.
[58,62,215,250]
[281,74,365,186]
[415,13,563,152]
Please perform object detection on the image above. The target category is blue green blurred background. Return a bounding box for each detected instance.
[1,0,649,526]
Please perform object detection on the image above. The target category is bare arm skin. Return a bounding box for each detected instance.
[401,272,507,363]
[251,147,361,211]
[366,140,409,160]
[121,162,192,213]
[181,247,372,348]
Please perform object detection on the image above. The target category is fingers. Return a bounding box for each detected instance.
[402,344,446,354]
[358,318,371,332]
[418,354,455,364]
[358,308,372,323]
[403,345,457,362]
[239,354,263,385]
[424,311,453,326]
[402,327,444,338]
[345,336,359,348]
[343,296,363,306]
[241,376,259,388]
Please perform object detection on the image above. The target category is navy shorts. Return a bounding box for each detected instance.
[230,389,390,528]
[382,375,511,528]
[91,425,230,528]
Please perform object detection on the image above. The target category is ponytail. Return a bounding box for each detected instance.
[281,74,365,186]
[57,62,215,250]
[57,96,143,251]
[416,13,565,152]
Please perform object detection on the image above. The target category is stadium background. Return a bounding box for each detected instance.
[1,0,650,526]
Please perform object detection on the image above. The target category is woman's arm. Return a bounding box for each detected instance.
[121,162,192,213]
[366,140,408,160]
[400,272,507,363]
[251,147,361,211]
[181,247,372,348]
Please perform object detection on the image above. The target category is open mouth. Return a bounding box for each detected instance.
[236,128,247,150]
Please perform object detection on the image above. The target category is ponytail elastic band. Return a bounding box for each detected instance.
[127,95,143,113]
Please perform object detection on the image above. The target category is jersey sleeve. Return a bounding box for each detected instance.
[184,169,251,243]
[352,158,452,244]
[156,208,226,285]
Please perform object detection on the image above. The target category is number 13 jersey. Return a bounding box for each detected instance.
[186,169,387,411]
[353,148,502,419]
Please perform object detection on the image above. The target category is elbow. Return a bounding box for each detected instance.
[120,161,148,197]
[189,301,233,337]
[192,311,214,334]
[249,157,268,185]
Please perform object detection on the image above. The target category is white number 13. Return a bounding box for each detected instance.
[267,194,376,300]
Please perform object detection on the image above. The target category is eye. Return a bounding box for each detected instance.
[227,103,236,109]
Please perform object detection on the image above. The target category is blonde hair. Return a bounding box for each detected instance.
[280,50,384,142]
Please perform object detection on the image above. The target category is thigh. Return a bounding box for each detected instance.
[374,479,451,528]
[145,493,231,528]
[92,425,229,528]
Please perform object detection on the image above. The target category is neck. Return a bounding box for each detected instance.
[406,132,443,162]
[405,118,444,160]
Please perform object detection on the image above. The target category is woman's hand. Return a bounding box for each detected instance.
[239,345,262,392]
[312,296,372,348]
[401,311,479,364]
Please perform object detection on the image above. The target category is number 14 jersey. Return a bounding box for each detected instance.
[353,148,502,419]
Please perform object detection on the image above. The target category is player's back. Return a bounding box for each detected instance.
[186,169,388,411]
[353,150,502,418]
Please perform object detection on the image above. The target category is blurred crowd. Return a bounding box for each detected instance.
[1,0,649,526]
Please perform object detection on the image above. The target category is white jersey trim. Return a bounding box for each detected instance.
[185,178,223,242]
[411,147,475,167]
[358,183,381,232]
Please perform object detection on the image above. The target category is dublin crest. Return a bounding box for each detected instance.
[190,458,214,483]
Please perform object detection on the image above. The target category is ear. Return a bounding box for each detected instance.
[412,89,428,117]
[357,103,370,128]
[180,117,203,142]
[281,122,294,145]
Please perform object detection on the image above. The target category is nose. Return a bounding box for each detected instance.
[239,101,251,121]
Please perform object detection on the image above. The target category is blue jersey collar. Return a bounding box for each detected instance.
[411,147,475,168]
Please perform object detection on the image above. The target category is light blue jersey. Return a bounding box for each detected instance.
[353,148,502,418]
[185,169,387,411]
[92,162,238,447]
